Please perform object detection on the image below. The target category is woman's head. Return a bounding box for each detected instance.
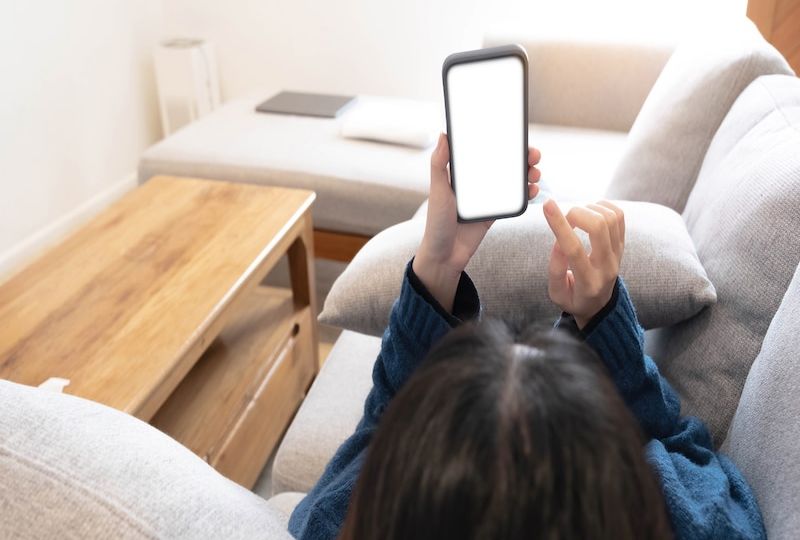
[340,320,671,540]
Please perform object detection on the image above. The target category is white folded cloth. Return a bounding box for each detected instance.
[339,96,443,149]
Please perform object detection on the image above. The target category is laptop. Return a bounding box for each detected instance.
[255,91,356,118]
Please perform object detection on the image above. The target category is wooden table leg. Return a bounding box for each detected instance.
[288,213,320,370]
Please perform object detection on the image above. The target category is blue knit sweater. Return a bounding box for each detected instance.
[289,264,765,539]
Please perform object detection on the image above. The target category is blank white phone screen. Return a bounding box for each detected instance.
[447,56,525,220]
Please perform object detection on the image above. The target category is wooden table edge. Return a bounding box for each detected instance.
[130,179,317,420]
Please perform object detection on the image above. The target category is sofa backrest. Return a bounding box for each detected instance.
[483,34,671,132]
[722,260,800,540]
[646,74,800,445]
[0,380,292,539]
[605,17,794,212]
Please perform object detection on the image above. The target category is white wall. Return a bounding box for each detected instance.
[162,0,747,102]
[0,0,747,278]
[0,0,162,277]
[481,0,749,43]
[161,0,485,102]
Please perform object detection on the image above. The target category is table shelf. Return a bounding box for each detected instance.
[151,286,315,487]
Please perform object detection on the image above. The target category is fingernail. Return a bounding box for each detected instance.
[543,199,553,215]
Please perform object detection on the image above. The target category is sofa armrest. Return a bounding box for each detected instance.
[0,380,291,539]
[483,34,672,132]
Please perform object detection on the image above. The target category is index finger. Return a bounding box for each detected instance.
[543,200,591,278]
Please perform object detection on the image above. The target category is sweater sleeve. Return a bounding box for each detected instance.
[288,260,480,539]
[578,279,766,540]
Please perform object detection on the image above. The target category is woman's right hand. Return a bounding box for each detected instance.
[542,199,625,329]
[414,133,541,312]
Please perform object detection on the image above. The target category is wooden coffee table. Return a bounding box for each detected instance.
[0,176,319,488]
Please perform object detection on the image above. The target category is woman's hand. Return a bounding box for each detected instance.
[542,199,625,329]
[413,132,541,312]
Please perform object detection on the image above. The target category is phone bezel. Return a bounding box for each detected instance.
[442,44,529,223]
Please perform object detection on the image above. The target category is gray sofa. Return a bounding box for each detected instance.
[138,39,671,238]
[272,31,800,540]
[2,19,799,540]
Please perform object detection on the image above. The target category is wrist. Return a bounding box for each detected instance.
[574,314,591,330]
[572,280,619,332]
[412,253,462,313]
[574,301,606,330]
[416,240,467,275]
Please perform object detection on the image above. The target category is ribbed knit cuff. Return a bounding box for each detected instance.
[582,278,647,385]
[390,261,478,360]
[406,258,480,327]
[554,279,620,339]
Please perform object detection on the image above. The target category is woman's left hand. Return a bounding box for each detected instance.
[542,199,625,329]
[413,132,541,312]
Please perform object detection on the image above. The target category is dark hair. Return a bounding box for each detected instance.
[340,320,672,540]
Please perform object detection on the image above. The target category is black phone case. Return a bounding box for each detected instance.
[442,44,529,223]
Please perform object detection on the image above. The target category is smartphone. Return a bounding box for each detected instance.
[442,44,529,222]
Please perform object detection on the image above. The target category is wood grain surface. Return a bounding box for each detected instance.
[749,0,800,73]
[150,286,296,457]
[313,229,370,262]
[0,176,315,420]
[211,306,317,487]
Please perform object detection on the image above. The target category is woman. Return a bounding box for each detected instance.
[289,134,765,539]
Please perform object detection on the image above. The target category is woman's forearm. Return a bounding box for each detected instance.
[581,278,681,440]
[411,253,462,313]
[289,262,465,539]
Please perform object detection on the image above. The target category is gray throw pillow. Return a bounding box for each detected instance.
[722,262,800,540]
[646,75,800,445]
[320,201,716,336]
[605,17,793,213]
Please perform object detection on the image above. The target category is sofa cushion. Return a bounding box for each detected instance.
[0,380,291,539]
[139,97,432,237]
[605,17,793,212]
[647,75,800,445]
[267,492,307,522]
[722,261,800,540]
[532,124,627,201]
[272,330,379,494]
[484,34,671,132]
[139,98,629,236]
[321,201,716,337]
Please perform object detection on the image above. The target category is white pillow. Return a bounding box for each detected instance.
[339,96,442,149]
[320,201,716,336]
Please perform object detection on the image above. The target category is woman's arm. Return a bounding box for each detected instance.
[580,280,765,540]
[413,133,541,311]
[557,278,678,440]
[288,262,479,539]
[289,135,542,539]
[543,200,765,540]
